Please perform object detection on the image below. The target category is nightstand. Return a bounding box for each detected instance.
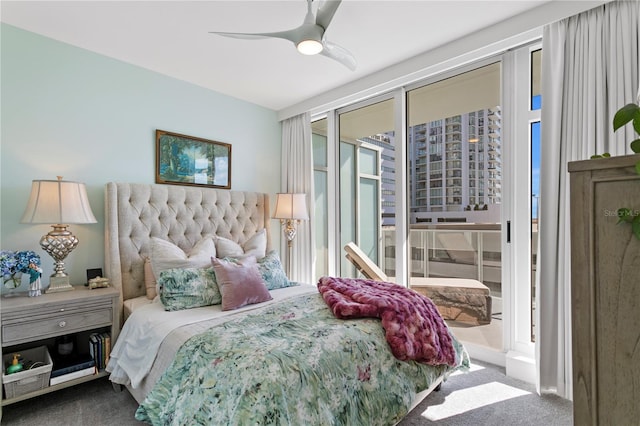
[1,286,119,405]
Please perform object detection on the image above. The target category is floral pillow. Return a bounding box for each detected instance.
[215,229,267,259]
[158,267,222,311]
[257,250,298,290]
[150,235,216,295]
[211,256,272,311]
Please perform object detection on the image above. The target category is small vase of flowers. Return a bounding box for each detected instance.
[0,250,42,297]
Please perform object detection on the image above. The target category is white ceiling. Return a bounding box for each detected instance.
[2,0,554,112]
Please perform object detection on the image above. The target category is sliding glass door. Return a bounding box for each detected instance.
[337,98,389,276]
[406,62,503,352]
[311,42,543,370]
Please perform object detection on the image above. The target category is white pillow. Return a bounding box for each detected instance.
[150,235,217,280]
[215,228,267,259]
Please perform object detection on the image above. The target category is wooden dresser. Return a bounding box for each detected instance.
[568,155,640,425]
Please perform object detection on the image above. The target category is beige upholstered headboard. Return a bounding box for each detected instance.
[104,182,271,327]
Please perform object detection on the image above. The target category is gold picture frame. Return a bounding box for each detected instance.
[156,130,231,189]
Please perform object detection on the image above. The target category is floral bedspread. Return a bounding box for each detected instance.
[135,292,468,425]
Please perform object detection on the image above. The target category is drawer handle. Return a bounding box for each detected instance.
[58,321,66,328]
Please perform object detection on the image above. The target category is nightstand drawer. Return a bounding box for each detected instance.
[2,308,113,346]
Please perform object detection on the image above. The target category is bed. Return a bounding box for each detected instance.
[104,182,469,425]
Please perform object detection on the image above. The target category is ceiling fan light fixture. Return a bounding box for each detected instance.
[297,39,323,55]
[211,0,356,69]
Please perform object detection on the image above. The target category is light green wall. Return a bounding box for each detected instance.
[0,24,282,292]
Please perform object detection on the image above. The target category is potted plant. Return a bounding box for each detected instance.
[590,93,640,239]
[612,97,640,239]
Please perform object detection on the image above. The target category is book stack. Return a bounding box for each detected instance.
[50,353,95,386]
[89,332,111,371]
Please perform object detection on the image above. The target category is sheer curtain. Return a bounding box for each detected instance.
[537,0,639,399]
[280,112,315,284]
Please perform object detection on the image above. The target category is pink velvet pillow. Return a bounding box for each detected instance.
[211,256,272,311]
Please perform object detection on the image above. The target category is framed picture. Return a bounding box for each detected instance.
[156,130,232,189]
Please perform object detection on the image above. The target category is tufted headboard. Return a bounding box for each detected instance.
[104,182,271,329]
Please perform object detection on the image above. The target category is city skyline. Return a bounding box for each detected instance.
[363,106,502,226]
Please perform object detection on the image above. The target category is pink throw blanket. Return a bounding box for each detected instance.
[317,276,456,366]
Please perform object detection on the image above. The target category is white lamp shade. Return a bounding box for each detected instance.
[273,193,309,221]
[21,179,97,224]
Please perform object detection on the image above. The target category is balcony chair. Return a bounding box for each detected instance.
[344,242,492,325]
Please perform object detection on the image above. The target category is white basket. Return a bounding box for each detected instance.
[3,346,52,399]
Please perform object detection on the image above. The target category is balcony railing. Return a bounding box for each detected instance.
[381,224,503,292]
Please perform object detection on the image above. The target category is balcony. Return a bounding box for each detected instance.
[381,224,517,295]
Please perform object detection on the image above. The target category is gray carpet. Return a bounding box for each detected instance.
[400,361,572,425]
[1,360,572,425]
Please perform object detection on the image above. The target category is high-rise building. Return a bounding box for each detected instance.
[363,106,501,225]
[360,133,396,226]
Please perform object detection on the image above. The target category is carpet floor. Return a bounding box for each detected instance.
[399,361,572,425]
[1,360,572,425]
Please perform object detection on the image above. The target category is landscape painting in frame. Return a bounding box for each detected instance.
[156,130,231,189]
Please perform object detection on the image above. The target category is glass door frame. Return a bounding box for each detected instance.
[311,42,542,374]
[335,93,402,278]
[502,42,542,381]
[404,56,506,366]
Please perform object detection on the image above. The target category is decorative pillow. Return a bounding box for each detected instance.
[215,228,267,259]
[150,235,216,283]
[143,258,157,300]
[158,267,222,311]
[257,250,298,290]
[211,256,272,311]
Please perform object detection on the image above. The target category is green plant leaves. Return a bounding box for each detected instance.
[590,153,611,159]
[610,103,640,242]
[633,219,640,241]
[613,103,640,134]
[617,208,633,223]
[617,207,640,240]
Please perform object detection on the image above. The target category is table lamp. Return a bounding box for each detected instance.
[273,193,308,276]
[21,177,97,293]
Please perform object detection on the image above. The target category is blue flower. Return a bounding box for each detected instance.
[1,250,41,281]
[0,250,17,276]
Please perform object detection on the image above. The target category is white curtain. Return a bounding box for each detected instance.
[537,0,639,399]
[280,112,315,284]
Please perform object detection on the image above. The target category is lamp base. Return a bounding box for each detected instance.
[46,276,74,293]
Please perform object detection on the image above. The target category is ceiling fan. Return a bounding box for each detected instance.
[210,0,356,71]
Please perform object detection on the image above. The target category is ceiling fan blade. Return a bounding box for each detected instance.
[210,31,270,40]
[210,29,299,44]
[210,1,355,68]
[316,0,342,31]
[320,39,356,71]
